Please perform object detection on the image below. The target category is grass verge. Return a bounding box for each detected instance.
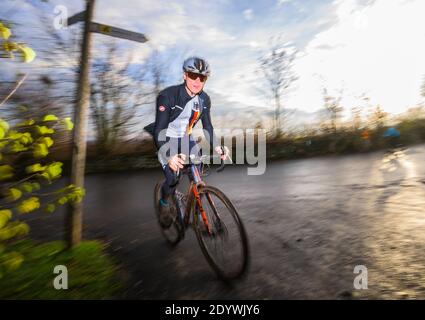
[0,239,122,299]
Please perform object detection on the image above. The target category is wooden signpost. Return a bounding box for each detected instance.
[66,0,148,247]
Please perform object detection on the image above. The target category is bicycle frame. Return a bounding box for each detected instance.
[179,163,214,234]
[172,149,228,236]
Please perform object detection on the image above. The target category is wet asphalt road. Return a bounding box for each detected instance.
[26,145,425,299]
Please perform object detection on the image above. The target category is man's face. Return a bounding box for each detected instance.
[184,72,207,94]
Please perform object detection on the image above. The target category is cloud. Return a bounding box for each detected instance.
[287,0,425,114]
[243,9,253,20]
[277,0,292,6]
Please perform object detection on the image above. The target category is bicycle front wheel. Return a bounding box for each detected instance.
[193,185,249,280]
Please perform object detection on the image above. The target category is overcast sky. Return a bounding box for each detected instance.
[3,0,425,120]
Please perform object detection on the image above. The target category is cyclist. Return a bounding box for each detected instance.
[144,56,227,227]
[383,126,401,150]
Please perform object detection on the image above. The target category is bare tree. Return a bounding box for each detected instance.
[143,47,187,103]
[368,105,388,130]
[31,10,82,118]
[321,88,344,133]
[90,43,148,155]
[350,106,362,131]
[147,49,168,99]
[259,36,297,136]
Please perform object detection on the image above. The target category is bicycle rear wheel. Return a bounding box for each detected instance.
[154,180,183,245]
[193,185,249,280]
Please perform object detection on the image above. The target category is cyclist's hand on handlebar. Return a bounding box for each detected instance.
[215,146,229,161]
[168,154,186,172]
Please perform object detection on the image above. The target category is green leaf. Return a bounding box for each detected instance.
[31,182,41,191]
[62,117,74,131]
[44,162,62,180]
[8,130,23,140]
[33,143,49,158]
[44,203,55,214]
[37,136,53,148]
[0,119,9,139]
[0,227,13,241]
[5,188,22,202]
[16,119,35,127]
[0,118,9,131]
[42,114,58,122]
[57,196,68,205]
[0,221,27,241]
[18,182,33,193]
[17,197,40,214]
[2,41,18,54]
[6,131,33,146]
[19,132,33,145]
[9,141,28,153]
[25,163,47,173]
[67,187,86,204]
[17,222,30,236]
[0,165,13,180]
[0,141,9,150]
[35,125,54,135]
[19,46,36,63]
[38,172,51,182]
[0,23,11,40]
[0,209,12,229]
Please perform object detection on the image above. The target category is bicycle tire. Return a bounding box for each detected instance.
[192,185,249,280]
[154,180,183,245]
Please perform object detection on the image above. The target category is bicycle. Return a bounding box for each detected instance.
[153,149,249,280]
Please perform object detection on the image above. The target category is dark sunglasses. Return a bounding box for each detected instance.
[186,72,207,82]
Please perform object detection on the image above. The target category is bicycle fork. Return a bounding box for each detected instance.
[188,164,223,236]
[193,184,212,235]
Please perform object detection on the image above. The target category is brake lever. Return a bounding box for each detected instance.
[216,153,227,172]
[216,161,225,172]
[216,146,232,172]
